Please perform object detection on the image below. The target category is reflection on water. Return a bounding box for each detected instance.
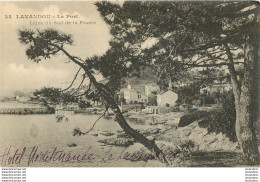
[126,117,146,125]
[0,113,160,167]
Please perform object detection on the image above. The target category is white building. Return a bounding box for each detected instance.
[157,90,178,107]
[15,95,30,102]
[122,84,148,104]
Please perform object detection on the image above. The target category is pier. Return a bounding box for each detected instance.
[0,107,51,114]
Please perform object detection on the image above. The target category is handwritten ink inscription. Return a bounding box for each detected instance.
[0,146,175,166]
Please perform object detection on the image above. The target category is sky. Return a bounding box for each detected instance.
[0,1,111,98]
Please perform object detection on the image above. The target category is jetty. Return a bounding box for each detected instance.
[55,105,79,115]
[0,107,51,114]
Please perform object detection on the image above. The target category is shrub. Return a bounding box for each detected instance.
[199,93,236,142]
[178,110,209,127]
[78,101,91,109]
[178,93,236,142]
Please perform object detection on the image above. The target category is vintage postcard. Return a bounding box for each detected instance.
[0,1,259,168]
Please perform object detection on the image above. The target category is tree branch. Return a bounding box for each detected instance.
[177,34,241,53]
[70,74,87,94]
[223,42,241,93]
[72,83,93,97]
[61,67,82,92]
[184,62,244,68]
[83,107,108,135]
[50,43,87,68]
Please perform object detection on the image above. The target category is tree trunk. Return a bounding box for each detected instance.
[236,96,259,163]
[58,45,168,164]
[84,68,168,164]
[233,32,259,164]
[232,83,242,146]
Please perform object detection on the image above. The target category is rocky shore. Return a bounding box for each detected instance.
[93,111,242,166]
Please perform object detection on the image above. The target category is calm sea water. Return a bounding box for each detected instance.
[0,103,165,167]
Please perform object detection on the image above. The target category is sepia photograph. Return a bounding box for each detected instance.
[0,1,259,168]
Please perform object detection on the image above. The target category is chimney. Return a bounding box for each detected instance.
[168,80,172,90]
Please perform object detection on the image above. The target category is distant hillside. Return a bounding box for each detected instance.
[122,67,157,87]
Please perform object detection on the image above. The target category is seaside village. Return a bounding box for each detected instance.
[117,81,231,115]
[0,77,232,115]
[54,78,232,115]
[0,65,232,116]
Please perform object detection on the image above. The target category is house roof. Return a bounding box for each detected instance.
[99,79,109,84]
[146,83,159,87]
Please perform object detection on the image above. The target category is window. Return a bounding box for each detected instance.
[138,95,141,99]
